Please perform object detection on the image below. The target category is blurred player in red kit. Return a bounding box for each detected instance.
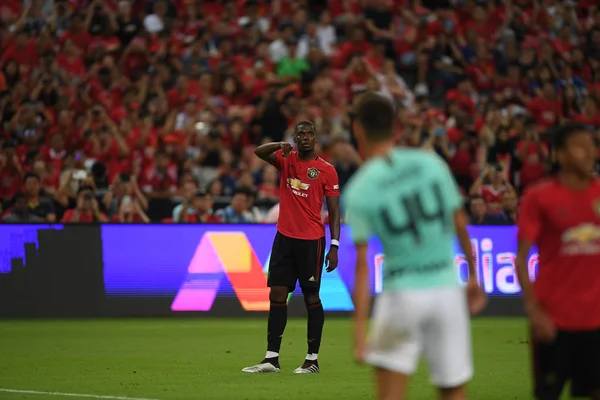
[516,122,600,400]
[242,121,341,374]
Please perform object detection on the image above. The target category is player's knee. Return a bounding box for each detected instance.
[302,290,320,305]
[269,286,289,303]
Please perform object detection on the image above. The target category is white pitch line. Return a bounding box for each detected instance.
[0,388,166,400]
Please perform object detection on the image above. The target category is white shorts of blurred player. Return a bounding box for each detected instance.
[365,287,473,389]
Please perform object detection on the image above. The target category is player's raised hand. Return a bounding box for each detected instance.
[281,142,293,158]
[466,276,487,316]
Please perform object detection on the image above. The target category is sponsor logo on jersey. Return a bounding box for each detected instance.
[594,200,600,217]
[287,178,310,198]
[561,224,600,255]
[333,184,339,190]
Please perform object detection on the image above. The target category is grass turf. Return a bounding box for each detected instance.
[0,318,545,400]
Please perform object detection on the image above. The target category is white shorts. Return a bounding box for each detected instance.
[365,287,473,388]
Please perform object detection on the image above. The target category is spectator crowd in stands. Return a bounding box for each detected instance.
[1,0,599,224]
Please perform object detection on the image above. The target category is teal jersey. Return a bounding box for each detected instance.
[344,149,463,291]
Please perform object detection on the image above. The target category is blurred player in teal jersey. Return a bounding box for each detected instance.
[344,92,487,400]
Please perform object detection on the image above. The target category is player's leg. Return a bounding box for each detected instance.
[570,329,600,400]
[294,237,326,374]
[374,367,410,400]
[365,292,421,400]
[421,288,472,400]
[529,330,573,400]
[242,233,295,373]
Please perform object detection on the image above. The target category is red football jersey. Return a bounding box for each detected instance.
[274,150,339,240]
[518,178,600,330]
[480,184,507,205]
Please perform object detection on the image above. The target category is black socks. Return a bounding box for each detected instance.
[267,301,287,354]
[306,300,324,355]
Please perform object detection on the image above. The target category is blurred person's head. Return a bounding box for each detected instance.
[365,76,380,91]
[237,171,254,188]
[319,10,331,25]
[538,66,552,83]
[77,185,95,211]
[222,76,241,97]
[229,118,245,139]
[262,165,278,185]
[184,97,197,115]
[457,77,471,93]
[496,126,510,143]
[219,38,233,56]
[15,30,28,48]
[153,0,168,16]
[350,26,365,43]
[352,92,395,155]
[70,13,85,32]
[286,37,298,56]
[292,8,308,27]
[117,0,132,17]
[469,195,487,219]
[208,179,223,196]
[32,159,47,176]
[191,189,212,212]
[112,173,131,197]
[199,71,212,90]
[23,173,41,198]
[553,122,596,179]
[542,81,555,99]
[12,193,29,215]
[3,59,19,78]
[50,134,65,151]
[98,67,112,88]
[155,149,170,169]
[490,163,504,185]
[231,188,250,214]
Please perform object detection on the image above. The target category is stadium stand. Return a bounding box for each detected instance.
[0,0,599,224]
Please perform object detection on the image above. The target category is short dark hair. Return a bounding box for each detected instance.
[552,122,590,150]
[353,92,395,142]
[12,192,26,204]
[234,186,253,197]
[23,172,40,184]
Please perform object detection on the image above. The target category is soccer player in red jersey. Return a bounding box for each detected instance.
[516,122,600,400]
[242,121,341,374]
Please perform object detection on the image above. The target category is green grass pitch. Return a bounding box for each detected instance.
[0,317,566,400]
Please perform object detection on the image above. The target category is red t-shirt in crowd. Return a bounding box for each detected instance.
[527,97,562,130]
[480,184,507,205]
[518,178,600,330]
[184,213,222,223]
[273,150,339,240]
[61,209,107,222]
[110,214,145,223]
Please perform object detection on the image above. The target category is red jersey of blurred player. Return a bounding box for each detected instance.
[518,178,600,329]
[273,150,339,240]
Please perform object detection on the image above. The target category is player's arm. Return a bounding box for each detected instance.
[254,142,292,167]
[325,168,341,272]
[454,209,476,278]
[515,190,542,316]
[515,189,556,341]
[346,196,372,363]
